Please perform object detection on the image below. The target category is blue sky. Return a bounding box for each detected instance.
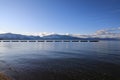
[0,0,120,35]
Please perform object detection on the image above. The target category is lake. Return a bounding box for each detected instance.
[0,41,120,80]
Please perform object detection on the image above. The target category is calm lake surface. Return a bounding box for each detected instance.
[0,41,120,80]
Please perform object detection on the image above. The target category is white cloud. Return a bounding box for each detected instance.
[95,27,120,35]
[94,27,120,38]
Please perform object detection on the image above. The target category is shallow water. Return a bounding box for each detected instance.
[0,41,120,80]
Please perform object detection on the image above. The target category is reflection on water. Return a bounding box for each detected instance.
[0,41,120,80]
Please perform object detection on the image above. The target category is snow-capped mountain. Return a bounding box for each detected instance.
[0,33,41,40]
[0,33,80,40]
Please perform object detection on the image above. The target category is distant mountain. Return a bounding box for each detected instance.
[0,33,41,40]
[42,34,80,40]
[0,33,120,40]
[0,33,80,40]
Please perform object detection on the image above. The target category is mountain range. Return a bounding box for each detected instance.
[0,32,120,40]
[0,27,120,40]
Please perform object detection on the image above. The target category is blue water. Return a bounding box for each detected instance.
[0,41,120,80]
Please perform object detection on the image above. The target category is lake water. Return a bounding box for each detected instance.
[0,41,120,80]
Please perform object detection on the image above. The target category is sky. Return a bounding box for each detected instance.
[0,0,120,35]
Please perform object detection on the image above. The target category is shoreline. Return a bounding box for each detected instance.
[0,73,11,80]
